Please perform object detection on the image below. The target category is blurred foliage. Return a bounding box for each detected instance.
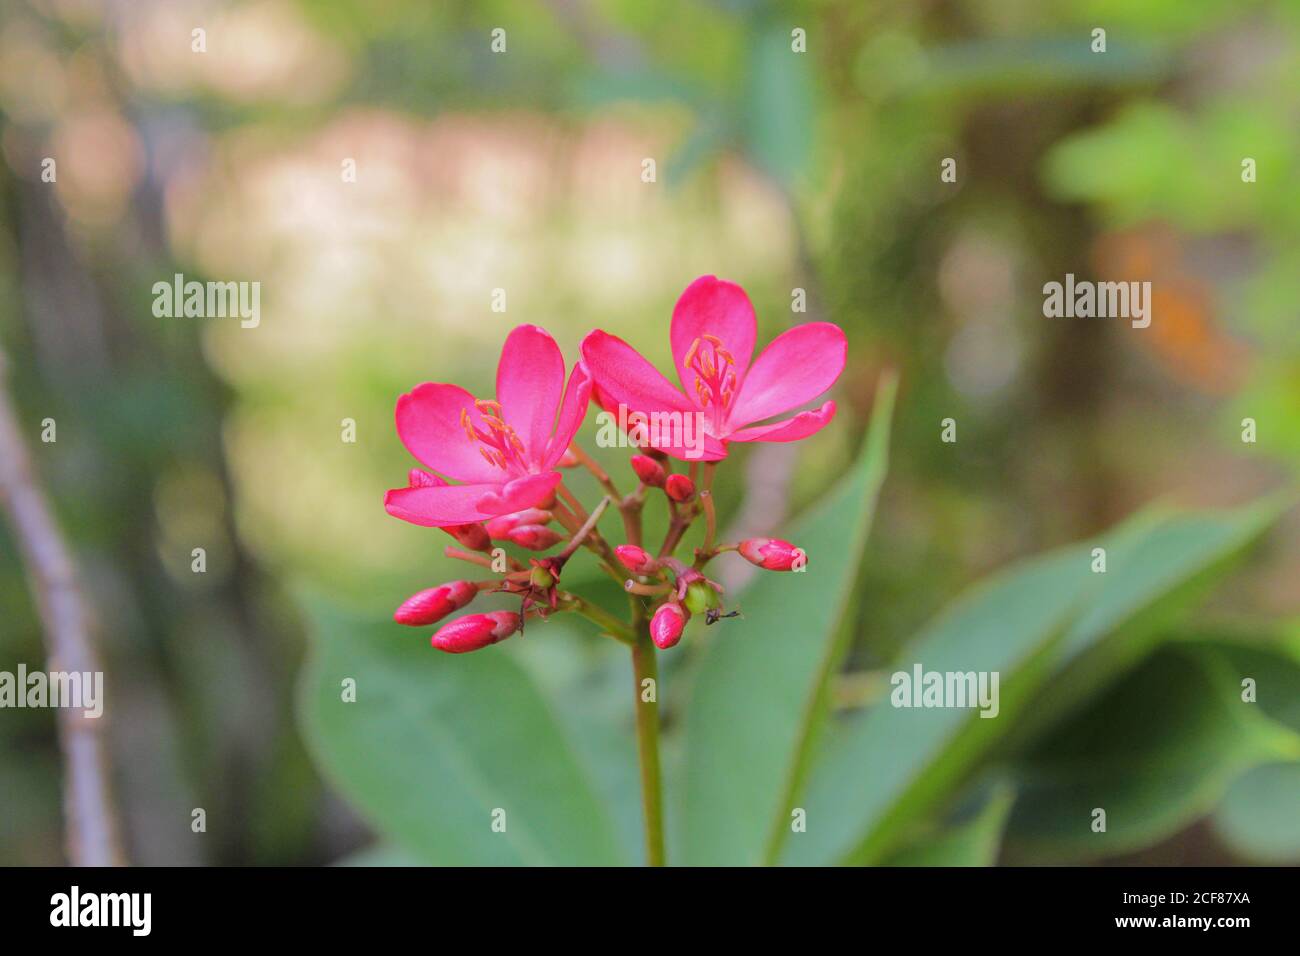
[0,0,1297,864]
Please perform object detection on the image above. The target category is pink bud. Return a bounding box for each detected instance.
[431,611,521,653]
[738,537,805,571]
[630,454,667,488]
[615,545,659,575]
[486,508,553,540]
[665,473,696,503]
[445,522,492,552]
[505,524,563,551]
[556,450,580,468]
[650,603,687,649]
[394,581,479,626]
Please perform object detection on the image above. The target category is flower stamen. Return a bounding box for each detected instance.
[462,401,530,472]
[685,334,737,421]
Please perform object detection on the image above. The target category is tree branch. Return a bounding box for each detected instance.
[0,352,124,865]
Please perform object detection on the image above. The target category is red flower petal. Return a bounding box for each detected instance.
[384,481,506,527]
[496,325,566,460]
[728,400,837,444]
[542,361,593,469]
[669,276,756,396]
[395,383,501,484]
[727,322,846,430]
[473,471,562,516]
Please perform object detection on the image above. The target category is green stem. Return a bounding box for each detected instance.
[560,593,635,645]
[631,628,665,866]
[699,461,718,554]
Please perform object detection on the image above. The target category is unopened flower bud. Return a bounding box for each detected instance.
[615,544,659,575]
[394,580,478,626]
[738,537,806,572]
[682,578,721,615]
[630,454,667,488]
[486,508,553,540]
[505,524,563,551]
[665,473,696,503]
[650,602,687,649]
[432,611,521,653]
[445,522,491,552]
[556,450,580,468]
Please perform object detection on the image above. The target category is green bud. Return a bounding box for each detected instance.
[683,579,719,615]
[530,566,555,589]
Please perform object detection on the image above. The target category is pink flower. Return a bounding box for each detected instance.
[580,276,846,461]
[629,454,666,488]
[664,473,696,503]
[650,603,687,649]
[615,544,659,575]
[431,611,522,654]
[485,508,554,540]
[504,524,563,551]
[394,581,479,626]
[738,537,806,572]
[405,470,492,551]
[385,326,591,528]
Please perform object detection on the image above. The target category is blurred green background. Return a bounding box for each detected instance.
[1,0,1297,865]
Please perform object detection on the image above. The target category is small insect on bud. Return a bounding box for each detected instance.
[486,508,553,540]
[615,544,660,575]
[650,602,688,649]
[505,524,563,551]
[738,537,806,572]
[682,578,721,615]
[394,580,479,626]
[556,450,580,468]
[630,454,667,488]
[431,611,521,653]
[665,473,696,503]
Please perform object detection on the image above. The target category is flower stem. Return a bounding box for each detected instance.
[551,496,625,588]
[625,579,672,597]
[557,495,611,561]
[567,443,622,500]
[446,545,512,572]
[631,628,666,866]
[700,461,718,554]
[658,499,696,558]
[567,443,647,547]
[559,593,635,645]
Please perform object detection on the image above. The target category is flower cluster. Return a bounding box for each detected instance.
[385,276,844,653]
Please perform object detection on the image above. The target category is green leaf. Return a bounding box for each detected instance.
[881,780,1015,867]
[1004,645,1298,862]
[298,604,626,865]
[680,374,896,866]
[783,497,1286,865]
[1213,762,1300,863]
